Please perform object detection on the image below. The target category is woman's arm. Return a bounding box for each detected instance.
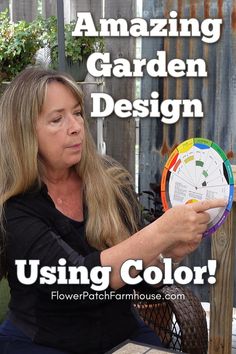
[101,199,227,289]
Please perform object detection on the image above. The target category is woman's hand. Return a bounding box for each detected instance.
[101,199,227,289]
[155,199,228,259]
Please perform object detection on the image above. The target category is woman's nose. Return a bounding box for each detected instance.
[67,116,81,135]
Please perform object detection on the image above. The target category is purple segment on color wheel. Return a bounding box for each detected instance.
[203,226,216,238]
[214,210,230,230]
[203,210,230,237]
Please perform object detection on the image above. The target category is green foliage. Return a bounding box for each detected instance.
[0,278,10,323]
[0,10,44,81]
[0,10,104,82]
[140,183,164,223]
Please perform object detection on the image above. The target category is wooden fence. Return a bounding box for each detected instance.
[140,0,236,303]
[1,1,236,352]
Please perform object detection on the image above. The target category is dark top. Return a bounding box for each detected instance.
[4,184,142,354]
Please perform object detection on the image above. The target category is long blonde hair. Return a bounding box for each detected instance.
[0,67,140,278]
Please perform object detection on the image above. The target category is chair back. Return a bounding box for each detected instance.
[133,285,208,354]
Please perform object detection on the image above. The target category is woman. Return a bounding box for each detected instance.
[0,67,226,354]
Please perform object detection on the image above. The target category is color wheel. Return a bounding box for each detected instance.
[161,138,234,237]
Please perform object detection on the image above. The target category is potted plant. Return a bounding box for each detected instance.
[44,16,104,82]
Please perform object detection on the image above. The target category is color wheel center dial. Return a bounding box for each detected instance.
[161,138,234,237]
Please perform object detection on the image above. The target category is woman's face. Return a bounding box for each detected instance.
[36,81,84,172]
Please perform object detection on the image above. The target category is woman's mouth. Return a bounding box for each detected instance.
[67,143,82,149]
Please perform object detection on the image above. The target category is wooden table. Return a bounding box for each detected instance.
[106,340,182,354]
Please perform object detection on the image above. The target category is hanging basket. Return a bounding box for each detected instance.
[48,45,89,82]
[64,56,88,82]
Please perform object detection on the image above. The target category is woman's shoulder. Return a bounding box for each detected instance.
[4,183,54,219]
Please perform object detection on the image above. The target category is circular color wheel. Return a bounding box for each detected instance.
[161,138,234,237]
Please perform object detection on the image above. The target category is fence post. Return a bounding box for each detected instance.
[209,165,236,354]
[103,0,136,176]
[68,0,103,145]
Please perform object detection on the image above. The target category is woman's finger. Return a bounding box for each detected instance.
[190,199,227,213]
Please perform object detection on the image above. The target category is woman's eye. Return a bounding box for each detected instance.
[74,111,82,117]
[51,117,62,123]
